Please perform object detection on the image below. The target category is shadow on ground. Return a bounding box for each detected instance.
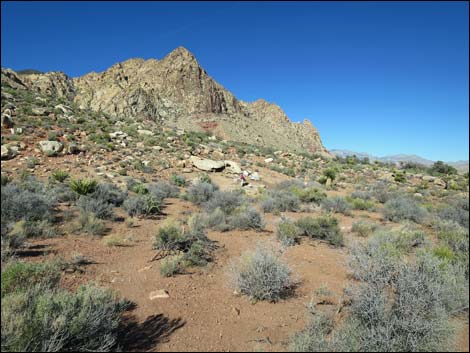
[119,313,186,351]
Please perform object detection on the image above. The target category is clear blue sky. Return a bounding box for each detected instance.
[2,1,468,161]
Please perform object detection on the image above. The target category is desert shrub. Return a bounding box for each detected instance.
[261,190,301,213]
[73,211,106,236]
[186,182,218,205]
[76,196,114,220]
[276,217,301,246]
[351,220,378,237]
[198,173,213,184]
[437,197,469,228]
[1,284,127,352]
[205,207,231,232]
[160,255,183,277]
[49,182,77,203]
[122,194,161,217]
[154,218,213,270]
[434,220,469,277]
[292,236,469,352]
[296,215,343,247]
[130,182,148,195]
[170,174,187,187]
[91,183,127,206]
[69,178,97,195]
[292,186,327,204]
[51,170,69,183]
[228,207,266,231]
[229,245,293,302]
[204,190,244,215]
[369,181,392,203]
[350,190,373,200]
[347,197,375,211]
[1,261,61,298]
[148,181,179,199]
[321,196,351,215]
[383,196,428,224]
[1,174,12,186]
[1,183,55,225]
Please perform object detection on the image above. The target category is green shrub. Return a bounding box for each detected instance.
[348,197,375,211]
[74,211,106,236]
[276,217,301,246]
[170,174,187,187]
[296,215,343,247]
[323,168,337,181]
[351,220,378,237]
[1,261,61,298]
[204,190,244,215]
[160,255,183,277]
[230,246,293,302]
[1,284,127,352]
[69,178,97,195]
[292,186,326,203]
[131,182,148,195]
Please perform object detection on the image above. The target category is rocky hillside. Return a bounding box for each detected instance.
[1,47,331,157]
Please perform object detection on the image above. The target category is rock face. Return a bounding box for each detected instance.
[1,47,331,156]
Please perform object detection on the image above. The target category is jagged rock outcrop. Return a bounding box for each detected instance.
[1,47,331,156]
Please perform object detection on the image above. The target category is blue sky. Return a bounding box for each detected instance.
[2,1,468,161]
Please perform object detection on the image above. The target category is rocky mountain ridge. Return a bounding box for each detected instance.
[1,47,331,157]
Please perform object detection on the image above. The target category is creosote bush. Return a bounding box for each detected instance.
[351,220,378,237]
[296,215,344,247]
[230,245,294,302]
[276,217,301,246]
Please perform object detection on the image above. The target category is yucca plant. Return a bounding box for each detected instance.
[70,178,97,195]
[51,170,70,182]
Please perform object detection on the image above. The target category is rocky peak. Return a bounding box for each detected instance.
[1,47,331,156]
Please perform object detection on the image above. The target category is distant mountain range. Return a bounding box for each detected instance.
[330,149,469,172]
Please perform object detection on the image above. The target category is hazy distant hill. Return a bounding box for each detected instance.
[330,149,469,172]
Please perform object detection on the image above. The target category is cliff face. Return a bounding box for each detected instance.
[2,47,331,156]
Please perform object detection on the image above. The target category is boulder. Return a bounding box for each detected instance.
[38,140,63,156]
[1,145,17,160]
[189,156,225,172]
[137,129,154,136]
[224,160,241,174]
[250,171,261,181]
[264,157,274,163]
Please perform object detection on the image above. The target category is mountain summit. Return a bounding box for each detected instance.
[2,47,330,156]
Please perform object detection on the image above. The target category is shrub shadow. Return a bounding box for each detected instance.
[119,313,185,351]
